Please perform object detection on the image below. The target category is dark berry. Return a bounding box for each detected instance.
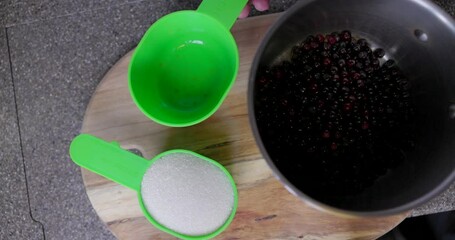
[274,69,284,79]
[339,48,347,55]
[374,48,385,58]
[327,35,337,44]
[258,76,268,84]
[343,102,353,111]
[303,43,311,50]
[352,72,361,80]
[355,62,363,69]
[340,30,351,42]
[338,59,346,67]
[372,59,380,69]
[357,38,368,47]
[357,79,365,88]
[305,35,315,43]
[383,59,395,68]
[352,43,361,52]
[322,130,330,138]
[358,51,367,59]
[323,42,331,50]
[323,58,331,65]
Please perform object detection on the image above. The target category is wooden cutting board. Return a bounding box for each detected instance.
[80,13,409,240]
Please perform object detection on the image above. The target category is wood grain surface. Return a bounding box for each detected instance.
[80,13,409,240]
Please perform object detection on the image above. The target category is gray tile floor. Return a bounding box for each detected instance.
[0,0,454,239]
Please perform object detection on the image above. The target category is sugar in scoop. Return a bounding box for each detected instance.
[70,134,237,239]
[141,152,236,236]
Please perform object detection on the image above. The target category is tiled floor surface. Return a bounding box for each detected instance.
[0,0,454,239]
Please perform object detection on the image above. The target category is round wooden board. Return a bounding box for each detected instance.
[80,14,409,240]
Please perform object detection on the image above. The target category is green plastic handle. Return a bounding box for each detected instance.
[69,134,149,191]
[197,0,249,29]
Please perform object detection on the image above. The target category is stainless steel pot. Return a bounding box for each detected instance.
[248,0,455,216]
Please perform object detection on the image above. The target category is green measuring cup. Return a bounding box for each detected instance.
[129,0,248,127]
[70,134,238,240]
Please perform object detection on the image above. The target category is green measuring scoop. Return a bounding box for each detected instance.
[129,0,248,127]
[70,134,238,239]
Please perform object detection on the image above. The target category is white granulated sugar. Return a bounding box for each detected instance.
[141,152,235,236]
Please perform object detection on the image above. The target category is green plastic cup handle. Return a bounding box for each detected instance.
[197,0,249,29]
[69,134,149,191]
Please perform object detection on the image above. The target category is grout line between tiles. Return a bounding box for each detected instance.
[4,27,47,240]
[5,0,149,28]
